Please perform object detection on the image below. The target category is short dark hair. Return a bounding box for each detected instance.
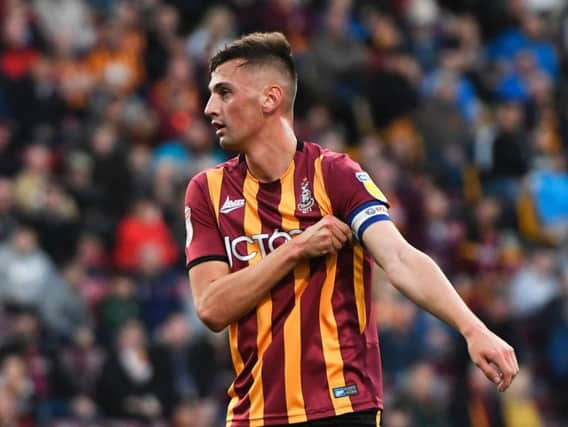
[209,32,298,109]
[210,32,296,80]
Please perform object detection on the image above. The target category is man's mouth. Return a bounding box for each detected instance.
[212,122,226,135]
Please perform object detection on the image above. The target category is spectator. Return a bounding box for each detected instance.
[86,18,145,96]
[421,30,481,124]
[399,362,449,427]
[95,320,164,421]
[113,198,178,272]
[51,34,96,112]
[379,294,428,385]
[413,63,471,188]
[32,0,95,53]
[528,153,568,239]
[26,179,80,265]
[420,185,464,275]
[186,6,236,69]
[0,355,34,425]
[133,243,182,333]
[0,225,61,313]
[40,263,91,340]
[501,368,544,427]
[0,309,72,423]
[149,53,201,140]
[0,387,28,427]
[300,0,368,109]
[0,120,20,177]
[153,312,217,410]
[144,3,183,83]
[461,197,506,274]
[89,124,132,223]
[510,247,561,319]
[0,177,18,242]
[58,326,102,420]
[63,151,102,232]
[96,274,140,343]
[510,247,561,381]
[13,144,52,216]
[547,268,568,419]
[260,0,314,53]
[0,7,41,144]
[465,363,506,427]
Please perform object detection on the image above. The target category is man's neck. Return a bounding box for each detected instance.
[244,118,297,183]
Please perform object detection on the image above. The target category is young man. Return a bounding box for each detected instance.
[184,32,518,427]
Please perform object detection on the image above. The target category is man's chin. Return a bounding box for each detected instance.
[219,137,230,148]
[219,137,239,150]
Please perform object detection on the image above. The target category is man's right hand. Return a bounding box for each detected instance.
[292,216,352,258]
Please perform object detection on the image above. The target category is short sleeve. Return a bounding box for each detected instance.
[322,152,390,241]
[184,174,228,270]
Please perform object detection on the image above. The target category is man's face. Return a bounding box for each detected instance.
[204,59,266,150]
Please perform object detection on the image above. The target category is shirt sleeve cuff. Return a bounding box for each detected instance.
[186,255,229,273]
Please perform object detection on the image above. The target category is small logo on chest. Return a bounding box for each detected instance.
[220,196,245,214]
[297,177,315,214]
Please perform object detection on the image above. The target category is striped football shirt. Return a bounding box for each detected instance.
[185,141,390,426]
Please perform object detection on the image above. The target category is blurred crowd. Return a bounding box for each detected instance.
[0,0,567,426]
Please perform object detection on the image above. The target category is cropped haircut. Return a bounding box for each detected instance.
[209,32,298,109]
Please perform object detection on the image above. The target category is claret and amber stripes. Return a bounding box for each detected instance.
[206,168,246,423]
[278,161,309,424]
[313,155,353,416]
[243,171,271,425]
[206,168,224,226]
[198,143,383,426]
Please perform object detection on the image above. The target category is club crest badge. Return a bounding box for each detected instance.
[297,177,315,214]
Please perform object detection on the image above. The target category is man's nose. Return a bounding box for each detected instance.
[204,96,217,118]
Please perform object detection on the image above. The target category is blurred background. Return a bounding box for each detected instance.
[0,0,567,426]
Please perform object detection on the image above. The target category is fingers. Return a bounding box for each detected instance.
[475,357,502,387]
[509,346,520,374]
[328,221,351,247]
[321,224,345,254]
[330,233,343,251]
[468,328,520,393]
[325,216,353,243]
[297,216,353,258]
[495,354,513,392]
[501,346,520,391]
[484,346,519,392]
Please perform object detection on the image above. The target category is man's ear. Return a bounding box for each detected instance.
[262,85,284,113]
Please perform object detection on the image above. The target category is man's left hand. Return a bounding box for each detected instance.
[465,325,519,392]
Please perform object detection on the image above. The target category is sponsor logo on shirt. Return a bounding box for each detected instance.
[355,171,386,201]
[332,384,359,398]
[220,196,245,214]
[223,228,302,267]
[297,177,315,214]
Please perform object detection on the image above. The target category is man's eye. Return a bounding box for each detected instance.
[220,89,230,97]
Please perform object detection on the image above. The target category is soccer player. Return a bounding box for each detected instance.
[184,32,518,427]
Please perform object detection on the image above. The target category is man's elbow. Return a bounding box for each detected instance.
[195,301,228,333]
[382,244,422,285]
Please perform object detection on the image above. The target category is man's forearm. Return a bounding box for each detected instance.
[383,245,486,335]
[194,239,303,331]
